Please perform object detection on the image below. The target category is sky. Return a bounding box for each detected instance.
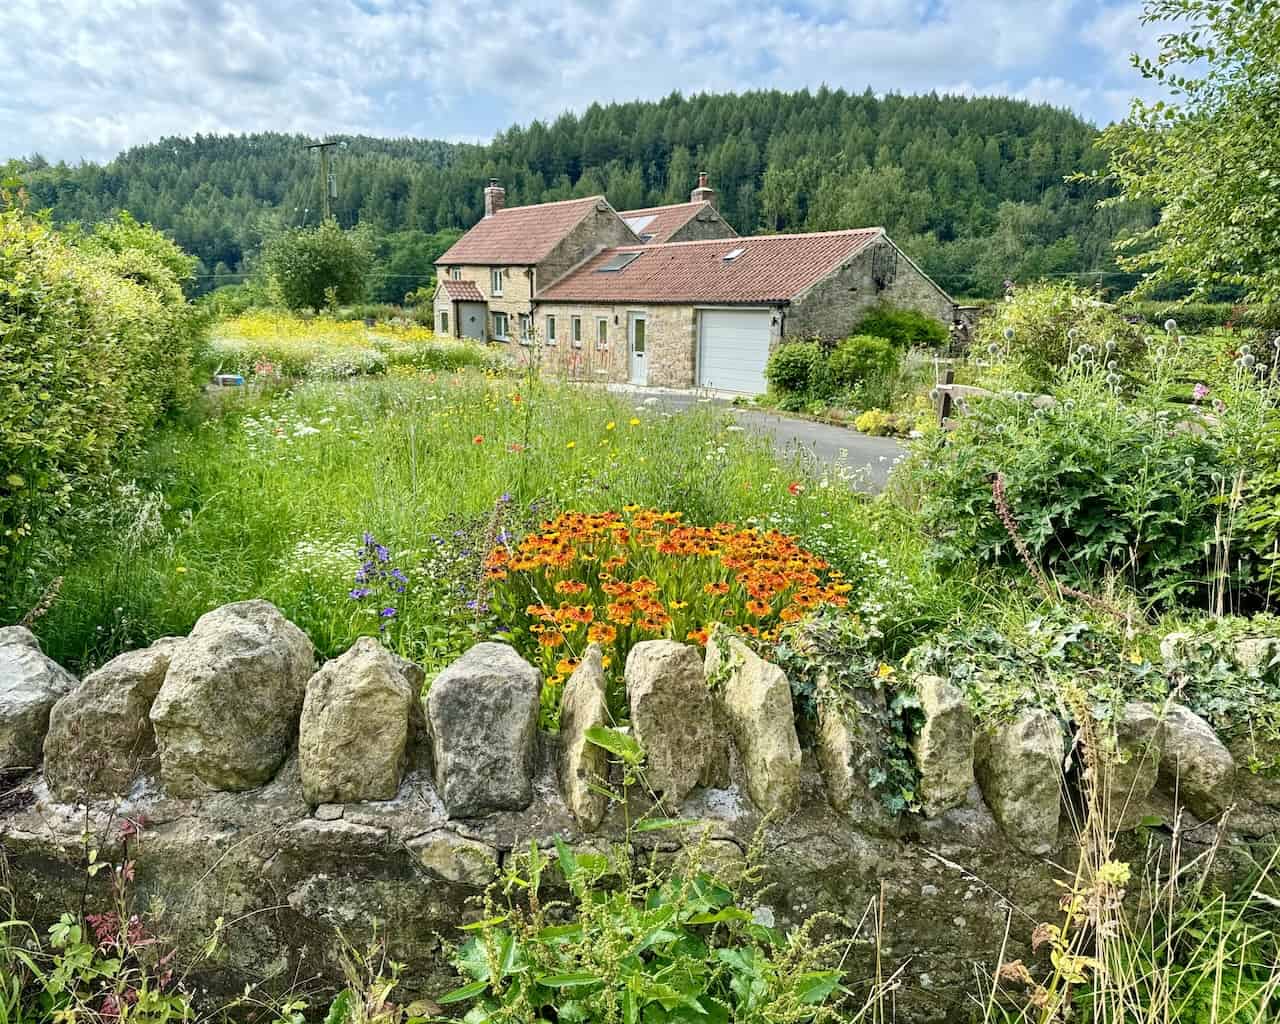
[0,0,1162,164]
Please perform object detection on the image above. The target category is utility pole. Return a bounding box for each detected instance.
[305,139,343,221]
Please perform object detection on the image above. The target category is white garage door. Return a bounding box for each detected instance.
[697,309,772,394]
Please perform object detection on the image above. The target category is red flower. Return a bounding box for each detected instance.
[473,435,484,445]
[787,481,804,495]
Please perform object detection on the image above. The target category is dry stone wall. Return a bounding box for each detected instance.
[2,602,1278,1023]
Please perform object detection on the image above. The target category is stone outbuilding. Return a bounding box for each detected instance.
[532,229,955,393]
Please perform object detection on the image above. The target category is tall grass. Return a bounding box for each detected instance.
[21,368,950,676]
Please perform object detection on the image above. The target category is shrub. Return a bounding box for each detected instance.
[262,218,373,312]
[0,208,201,591]
[853,304,948,348]
[985,282,1147,389]
[484,508,853,723]
[908,350,1261,608]
[828,335,900,391]
[765,341,821,395]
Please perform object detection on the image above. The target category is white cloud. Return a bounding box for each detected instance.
[0,0,1152,162]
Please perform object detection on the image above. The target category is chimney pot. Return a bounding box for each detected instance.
[690,171,716,209]
[483,179,506,218]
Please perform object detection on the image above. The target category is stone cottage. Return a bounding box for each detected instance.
[435,176,953,393]
[533,230,954,392]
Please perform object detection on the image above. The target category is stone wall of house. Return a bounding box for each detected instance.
[537,203,639,291]
[531,302,701,388]
[431,264,535,342]
[3,611,1276,1024]
[785,239,955,342]
[666,208,737,243]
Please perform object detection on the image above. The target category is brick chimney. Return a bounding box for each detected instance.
[483,178,506,218]
[690,171,716,208]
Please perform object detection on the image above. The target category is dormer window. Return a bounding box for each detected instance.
[490,268,504,296]
[450,267,461,280]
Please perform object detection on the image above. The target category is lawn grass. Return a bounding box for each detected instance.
[27,366,959,678]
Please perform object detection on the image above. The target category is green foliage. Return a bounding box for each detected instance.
[772,609,922,814]
[20,371,912,678]
[368,228,462,304]
[765,343,822,396]
[852,305,948,349]
[983,282,1148,389]
[905,606,1163,727]
[0,208,202,602]
[907,343,1274,608]
[1095,0,1280,304]
[440,833,848,1024]
[262,219,373,312]
[827,336,900,391]
[16,90,1141,300]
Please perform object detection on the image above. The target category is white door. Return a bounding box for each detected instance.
[697,309,772,394]
[628,313,647,385]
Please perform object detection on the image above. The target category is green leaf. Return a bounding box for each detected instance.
[535,972,603,988]
[585,726,644,766]
[322,989,352,1024]
[437,979,489,1005]
[685,908,751,925]
[460,915,508,931]
[792,970,842,1004]
[634,817,700,833]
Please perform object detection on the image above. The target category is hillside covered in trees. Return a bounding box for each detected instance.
[11,89,1154,299]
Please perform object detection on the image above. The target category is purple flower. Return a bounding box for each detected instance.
[349,587,371,599]
[375,544,390,563]
[363,532,375,546]
[380,607,397,618]
[499,492,512,504]
[1192,382,1209,401]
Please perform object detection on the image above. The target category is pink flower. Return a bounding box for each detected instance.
[1192,382,1209,401]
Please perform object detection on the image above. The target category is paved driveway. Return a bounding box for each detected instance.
[614,388,906,491]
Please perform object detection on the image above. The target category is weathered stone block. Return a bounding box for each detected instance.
[705,634,801,816]
[1098,701,1163,830]
[426,642,539,818]
[974,709,1064,856]
[150,600,315,797]
[407,831,499,886]
[912,675,973,818]
[45,640,173,800]
[626,640,715,805]
[558,644,610,830]
[1157,704,1235,821]
[299,637,421,806]
[0,633,77,771]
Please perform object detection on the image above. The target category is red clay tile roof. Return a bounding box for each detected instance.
[618,201,733,243]
[535,229,885,305]
[438,278,484,301]
[437,195,620,266]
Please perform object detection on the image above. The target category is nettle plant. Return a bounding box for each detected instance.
[438,728,853,1024]
[483,508,854,723]
[913,325,1276,610]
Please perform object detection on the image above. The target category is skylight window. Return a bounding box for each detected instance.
[722,247,745,262]
[624,214,656,233]
[598,252,641,273]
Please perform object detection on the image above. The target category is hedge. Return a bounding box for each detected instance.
[0,208,201,590]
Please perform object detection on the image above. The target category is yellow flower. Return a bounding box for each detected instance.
[175,566,188,574]
[605,421,616,430]
[601,655,612,669]
[1126,649,1144,664]
[629,417,641,426]
[876,662,895,680]
[566,440,576,449]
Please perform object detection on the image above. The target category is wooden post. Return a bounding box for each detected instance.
[937,369,955,427]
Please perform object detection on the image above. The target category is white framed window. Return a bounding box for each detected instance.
[439,310,449,334]
[492,311,509,341]
[596,318,608,350]
[571,316,582,348]
[545,315,557,345]
[519,313,532,344]
[449,267,461,280]
[490,268,504,296]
